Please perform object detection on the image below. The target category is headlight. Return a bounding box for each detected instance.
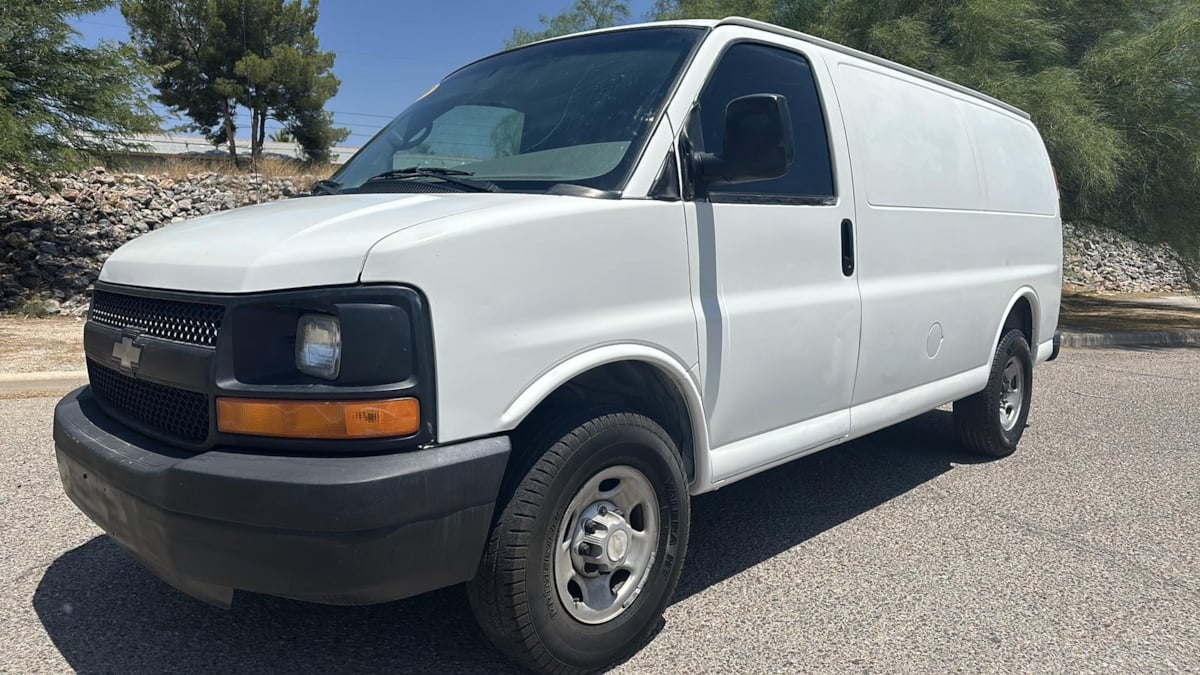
[296,314,341,380]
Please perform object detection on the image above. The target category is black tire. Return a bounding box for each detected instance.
[954,328,1034,457]
[467,409,690,674]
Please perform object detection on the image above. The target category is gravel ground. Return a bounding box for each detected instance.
[1,347,1198,673]
[0,318,84,374]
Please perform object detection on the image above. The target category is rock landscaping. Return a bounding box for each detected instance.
[1063,221,1194,294]
[1,168,315,313]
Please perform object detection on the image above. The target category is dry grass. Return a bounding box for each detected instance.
[145,156,336,181]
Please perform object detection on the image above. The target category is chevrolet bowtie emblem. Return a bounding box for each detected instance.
[112,335,144,372]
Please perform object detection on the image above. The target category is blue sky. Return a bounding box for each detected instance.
[72,1,658,148]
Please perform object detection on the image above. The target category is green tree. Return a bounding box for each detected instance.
[0,0,159,176]
[268,128,294,143]
[651,0,775,22]
[507,0,632,48]
[1077,1,1200,249]
[122,0,348,164]
[650,0,1200,255]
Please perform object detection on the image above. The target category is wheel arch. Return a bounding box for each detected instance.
[992,287,1039,358]
[500,345,711,492]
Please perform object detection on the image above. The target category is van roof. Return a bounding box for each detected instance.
[504,17,1032,121]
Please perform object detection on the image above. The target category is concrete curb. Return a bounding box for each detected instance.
[1061,330,1200,348]
[0,371,88,395]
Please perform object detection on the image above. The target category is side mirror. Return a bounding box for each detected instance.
[695,94,794,186]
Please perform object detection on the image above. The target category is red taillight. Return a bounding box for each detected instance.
[1050,163,1062,215]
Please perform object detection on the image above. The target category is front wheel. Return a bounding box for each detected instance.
[468,410,690,674]
[954,328,1034,457]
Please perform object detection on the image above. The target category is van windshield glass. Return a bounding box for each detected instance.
[329,27,703,195]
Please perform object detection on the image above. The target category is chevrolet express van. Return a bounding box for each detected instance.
[53,17,1063,674]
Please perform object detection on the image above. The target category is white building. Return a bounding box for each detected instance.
[114,133,361,165]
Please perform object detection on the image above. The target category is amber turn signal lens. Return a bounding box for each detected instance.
[217,397,420,439]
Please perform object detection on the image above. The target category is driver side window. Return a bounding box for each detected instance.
[693,42,835,201]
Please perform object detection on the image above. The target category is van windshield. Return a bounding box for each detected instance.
[327,27,703,195]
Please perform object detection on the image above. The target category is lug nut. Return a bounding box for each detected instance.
[598,505,608,516]
[584,520,597,534]
[578,542,594,556]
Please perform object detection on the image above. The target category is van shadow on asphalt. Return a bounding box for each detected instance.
[33,409,987,673]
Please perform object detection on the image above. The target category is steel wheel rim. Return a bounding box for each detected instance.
[554,464,660,625]
[998,356,1024,431]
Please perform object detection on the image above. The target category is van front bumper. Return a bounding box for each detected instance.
[52,387,510,607]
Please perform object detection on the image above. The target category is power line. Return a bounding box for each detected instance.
[328,110,395,120]
[75,19,128,30]
[337,50,460,66]
[329,121,387,130]
[221,112,383,131]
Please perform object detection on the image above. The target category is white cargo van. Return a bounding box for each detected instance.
[54,17,1062,674]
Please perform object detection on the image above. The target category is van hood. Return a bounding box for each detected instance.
[99,193,521,293]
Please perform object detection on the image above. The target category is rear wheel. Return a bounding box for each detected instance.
[468,410,690,674]
[954,328,1033,457]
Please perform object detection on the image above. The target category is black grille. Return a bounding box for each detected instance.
[87,359,210,443]
[90,290,224,347]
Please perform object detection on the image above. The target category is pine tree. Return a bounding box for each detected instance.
[0,0,159,176]
[122,0,348,164]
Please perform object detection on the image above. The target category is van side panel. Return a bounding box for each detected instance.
[837,64,984,211]
[964,102,1059,216]
[830,58,1061,413]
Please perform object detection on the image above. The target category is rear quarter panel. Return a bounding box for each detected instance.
[829,57,1061,407]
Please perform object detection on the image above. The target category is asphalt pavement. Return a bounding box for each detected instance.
[2,347,1197,673]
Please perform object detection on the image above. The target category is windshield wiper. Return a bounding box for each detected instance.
[395,166,474,176]
[366,168,500,192]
